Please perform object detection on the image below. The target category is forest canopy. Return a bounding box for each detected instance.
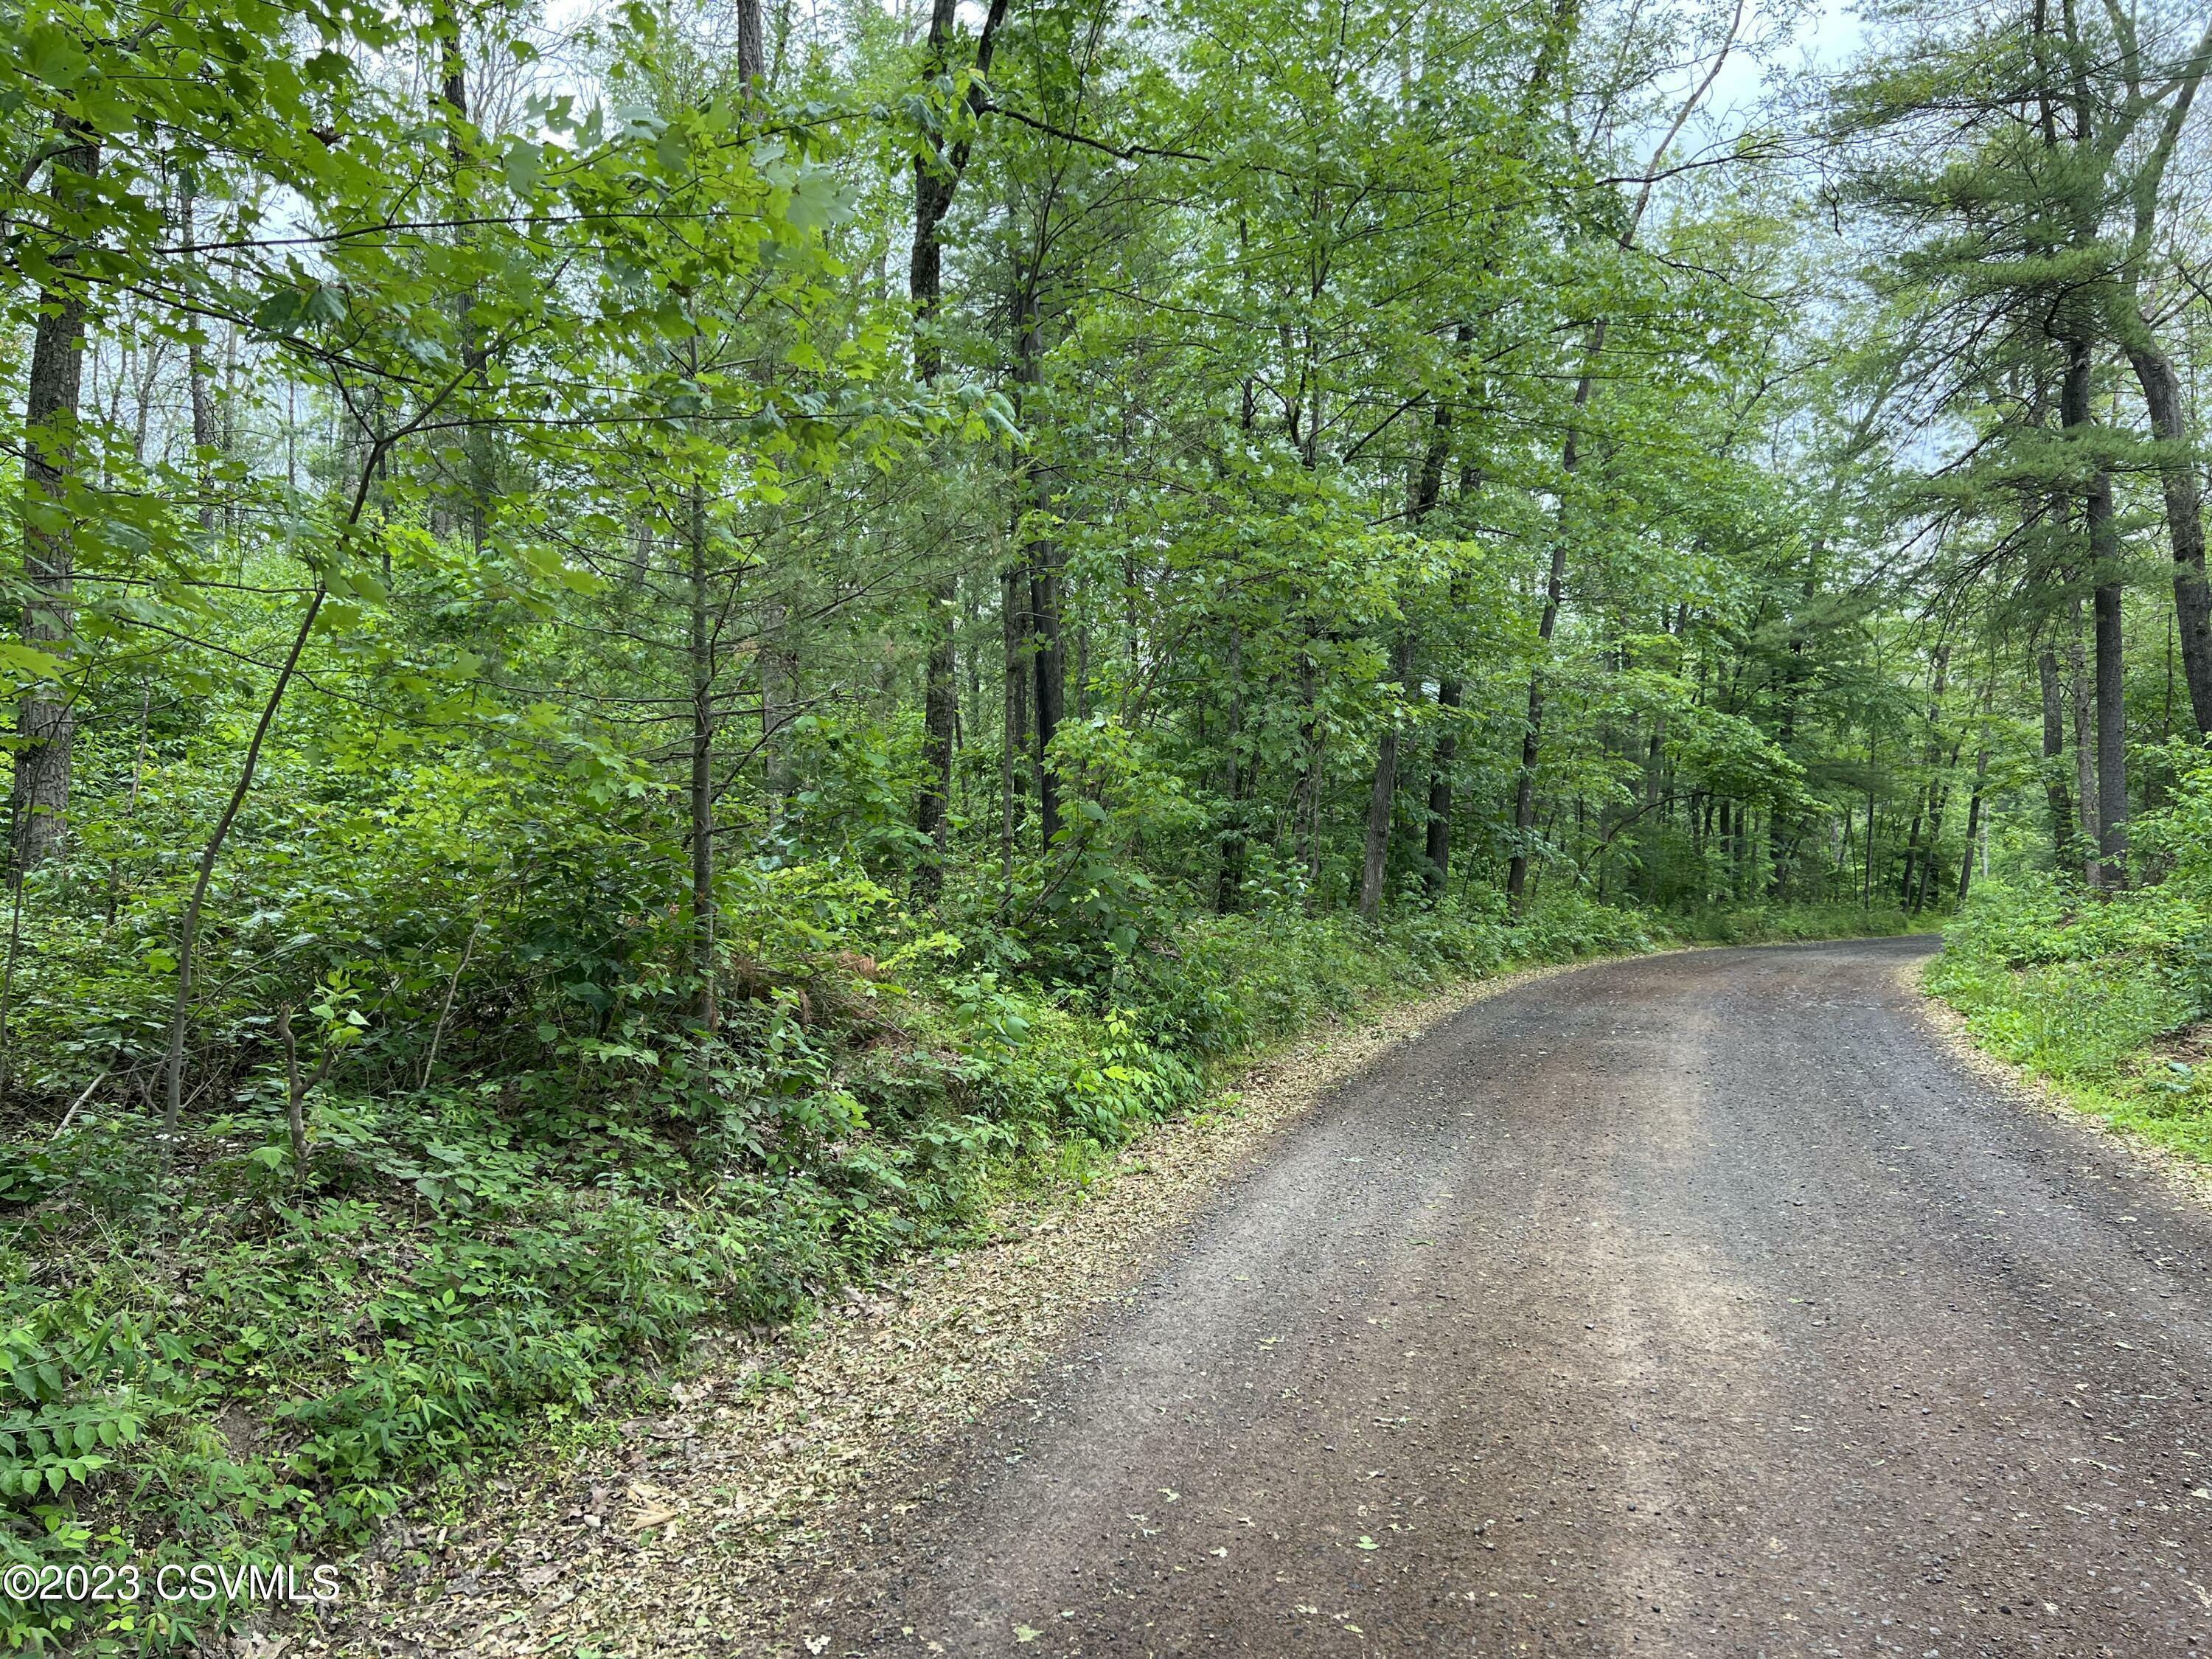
[5,0,2212,1641]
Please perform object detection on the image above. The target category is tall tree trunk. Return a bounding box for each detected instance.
[2067,335,2126,886]
[1367,394,1451,919]
[905,0,1009,902]
[1403,383,1456,908]
[688,481,717,1034]
[735,0,766,91]
[2068,605,2099,886]
[12,122,100,878]
[1957,681,1994,904]
[1502,3,1742,910]
[2122,335,2212,736]
[1505,293,1624,912]
[2093,576,2127,882]
[1000,554,1028,894]
[180,175,217,535]
[1294,649,1323,906]
[1422,680,1458,906]
[1504,351,1589,910]
[2038,644,2076,872]
[1358,632,1414,921]
[1015,281,1065,850]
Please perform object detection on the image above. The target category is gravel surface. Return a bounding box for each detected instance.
[312,959,1594,1658]
[781,936,2212,1658]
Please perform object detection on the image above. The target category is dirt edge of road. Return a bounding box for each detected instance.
[1905,955,2212,1216]
[304,953,1617,1658]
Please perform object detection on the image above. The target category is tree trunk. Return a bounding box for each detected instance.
[735,0,766,91]
[688,481,718,1033]
[1957,682,1994,903]
[1294,650,1323,906]
[1506,326,1600,910]
[904,0,1009,901]
[1423,679,1459,905]
[2068,609,2099,886]
[181,176,217,535]
[2037,647,2076,873]
[914,586,956,897]
[1359,632,1414,921]
[1016,286,1065,852]
[2093,576,2128,883]
[2123,335,2212,736]
[1000,555,1029,894]
[11,124,100,879]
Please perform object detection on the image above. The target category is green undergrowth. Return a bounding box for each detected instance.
[1930,874,2212,1164]
[1,892,1875,1651]
[1928,765,2212,1166]
[1669,900,1923,945]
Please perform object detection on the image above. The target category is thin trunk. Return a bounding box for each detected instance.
[160,580,330,1168]
[905,0,1009,900]
[1017,283,1065,850]
[1359,632,1414,921]
[761,599,792,824]
[2123,336,2212,736]
[181,176,216,535]
[1423,680,1459,906]
[1506,330,1597,910]
[688,481,717,1034]
[1295,650,1323,905]
[1000,556,1026,897]
[2093,577,2128,881]
[2067,608,2099,885]
[12,122,100,877]
[2039,645,2078,871]
[1958,681,1994,903]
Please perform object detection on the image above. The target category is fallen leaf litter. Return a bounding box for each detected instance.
[288,961,1597,1658]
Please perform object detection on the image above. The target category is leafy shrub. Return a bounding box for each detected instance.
[1932,768,2212,1164]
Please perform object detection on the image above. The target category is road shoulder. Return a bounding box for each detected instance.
[1905,953,2212,1214]
[310,956,1610,1658]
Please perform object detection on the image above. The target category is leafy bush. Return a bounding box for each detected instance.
[1932,771,2212,1164]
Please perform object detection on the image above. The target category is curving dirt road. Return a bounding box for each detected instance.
[783,937,2212,1657]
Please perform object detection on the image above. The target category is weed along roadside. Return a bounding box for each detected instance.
[288,906,1909,1657]
[1925,815,2212,1177]
[11,0,2200,1643]
[3,899,1896,1655]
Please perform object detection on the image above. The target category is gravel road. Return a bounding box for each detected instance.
[785,936,2212,1657]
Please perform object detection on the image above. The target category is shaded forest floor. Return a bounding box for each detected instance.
[6,900,1913,1655]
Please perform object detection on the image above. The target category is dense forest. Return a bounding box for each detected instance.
[7,0,2212,1642]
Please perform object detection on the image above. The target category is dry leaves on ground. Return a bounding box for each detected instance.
[274,961,1590,1659]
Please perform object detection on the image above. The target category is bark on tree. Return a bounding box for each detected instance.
[687,481,718,1034]
[1957,681,1994,903]
[180,175,217,535]
[1422,678,1459,906]
[2122,335,2212,736]
[11,121,100,878]
[2093,576,2128,881]
[1015,279,1065,849]
[906,0,1009,902]
[1504,355,1587,909]
[2067,609,2099,886]
[736,0,766,91]
[1358,632,1415,921]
